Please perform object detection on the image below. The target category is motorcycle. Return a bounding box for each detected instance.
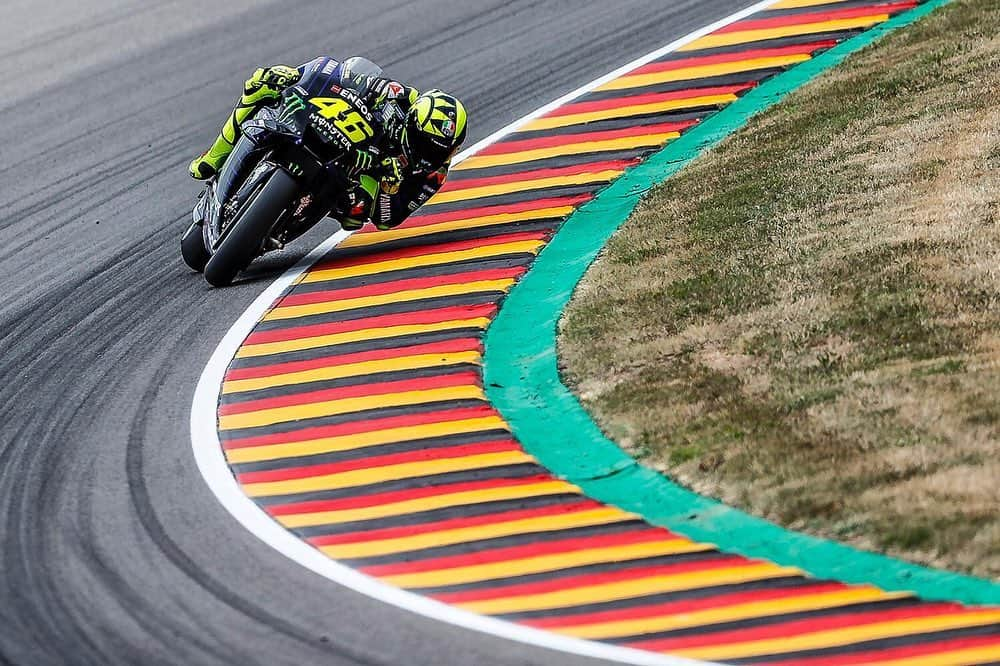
[181,59,392,286]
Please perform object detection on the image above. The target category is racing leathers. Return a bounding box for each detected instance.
[189,56,449,231]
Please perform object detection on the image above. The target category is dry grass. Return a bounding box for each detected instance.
[560,0,1000,578]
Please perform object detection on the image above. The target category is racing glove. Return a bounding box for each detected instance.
[250,65,300,89]
[243,65,300,104]
[380,157,404,195]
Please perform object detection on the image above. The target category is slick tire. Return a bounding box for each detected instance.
[203,169,297,287]
[180,221,210,273]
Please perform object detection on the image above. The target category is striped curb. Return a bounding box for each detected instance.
[201,1,1000,663]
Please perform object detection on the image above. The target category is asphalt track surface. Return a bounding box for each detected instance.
[0,1,757,665]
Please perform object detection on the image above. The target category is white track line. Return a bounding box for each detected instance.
[190,2,780,663]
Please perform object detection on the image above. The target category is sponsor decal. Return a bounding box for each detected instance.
[378,194,392,225]
[322,60,337,75]
[337,88,371,116]
[293,195,313,217]
[385,102,405,123]
[309,114,353,150]
[277,93,307,125]
[387,81,404,97]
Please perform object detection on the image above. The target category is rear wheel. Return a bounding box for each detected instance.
[203,169,298,287]
[180,221,210,272]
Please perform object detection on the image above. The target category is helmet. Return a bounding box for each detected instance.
[402,90,467,170]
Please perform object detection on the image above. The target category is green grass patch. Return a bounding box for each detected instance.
[560,0,1000,578]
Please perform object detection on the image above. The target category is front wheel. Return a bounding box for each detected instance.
[180,221,210,272]
[203,168,297,287]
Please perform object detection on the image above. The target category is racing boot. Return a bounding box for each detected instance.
[189,66,300,180]
[189,137,232,180]
[339,218,365,231]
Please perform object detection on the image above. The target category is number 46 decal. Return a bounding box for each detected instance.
[309,97,373,143]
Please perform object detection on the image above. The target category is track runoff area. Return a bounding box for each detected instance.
[194,1,1000,664]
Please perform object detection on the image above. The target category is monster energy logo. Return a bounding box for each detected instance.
[278,93,307,125]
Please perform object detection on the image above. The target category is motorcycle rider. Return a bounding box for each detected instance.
[188,56,468,231]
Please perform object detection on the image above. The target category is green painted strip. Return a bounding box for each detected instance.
[484,0,1000,606]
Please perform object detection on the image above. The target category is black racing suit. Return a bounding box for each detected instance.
[293,56,449,230]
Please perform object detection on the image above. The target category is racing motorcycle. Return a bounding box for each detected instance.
[181,58,394,286]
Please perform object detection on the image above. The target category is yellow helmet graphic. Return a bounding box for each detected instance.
[403,90,467,169]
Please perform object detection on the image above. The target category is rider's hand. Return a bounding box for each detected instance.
[247,66,299,92]
[380,157,403,195]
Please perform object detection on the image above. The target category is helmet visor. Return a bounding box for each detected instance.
[404,114,454,171]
